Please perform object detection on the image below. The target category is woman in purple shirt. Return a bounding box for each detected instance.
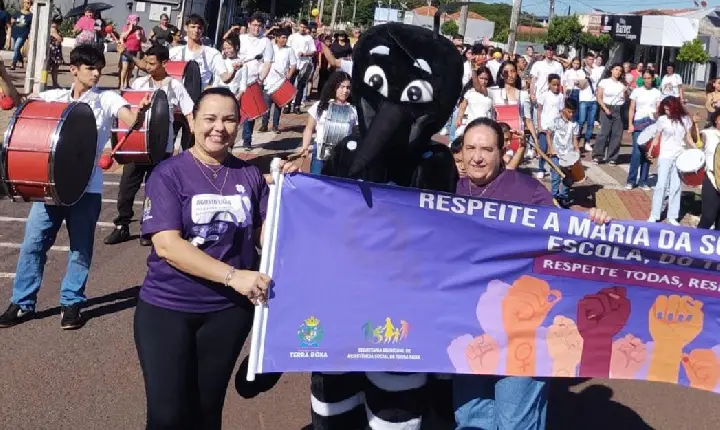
[135,87,296,428]
[454,117,611,429]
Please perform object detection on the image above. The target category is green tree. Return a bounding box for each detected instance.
[676,39,710,64]
[578,33,612,51]
[441,19,459,36]
[546,15,583,47]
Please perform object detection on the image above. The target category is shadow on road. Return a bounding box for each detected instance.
[547,379,655,430]
[33,286,139,321]
[234,355,283,399]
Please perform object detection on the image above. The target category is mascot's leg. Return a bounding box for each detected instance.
[429,374,454,426]
[364,372,429,430]
[311,372,368,430]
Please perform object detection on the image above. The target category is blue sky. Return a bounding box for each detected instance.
[511,0,705,16]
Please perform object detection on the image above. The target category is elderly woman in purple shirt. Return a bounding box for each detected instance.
[135,87,296,429]
[453,117,611,430]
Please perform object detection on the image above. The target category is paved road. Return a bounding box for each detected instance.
[0,52,719,430]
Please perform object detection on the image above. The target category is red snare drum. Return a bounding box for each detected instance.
[111,89,170,165]
[264,74,297,108]
[166,60,202,103]
[165,60,186,82]
[495,104,522,132]
[676,148,706,187]
[1,100,97,205]
[240,82,269,120]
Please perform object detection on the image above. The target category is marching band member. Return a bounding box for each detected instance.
[287,19,317,114]
[260,27,296,133]
[104,43,195,246]
[296,71,356,174]
[216,34,249,99]
[699,113,720,229]
[593,63,628,165]
[239,12,274,150]
[0,45,149,330]
[134,87,296,429]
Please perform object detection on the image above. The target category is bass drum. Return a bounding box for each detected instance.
[2,100,97,205]
[183,61,202,103]
[112,89,170,165]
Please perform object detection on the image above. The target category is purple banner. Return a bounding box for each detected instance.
[257,173,720,393]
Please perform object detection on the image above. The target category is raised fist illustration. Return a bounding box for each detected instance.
[502,275,561,338]
[546,315,584,376]
[682,348,720,392]
[610,334,649,379]
[465,334,501,375]
[576,286,631,340]
[648,295,704,349]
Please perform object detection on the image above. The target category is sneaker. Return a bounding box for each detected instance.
[104,225,130,245]
[608,160,617,166]
[647,217,657,222]
[641,185,651,191]
[592,157,603,165]
[667,219,680,226]
[271,127,280,134]
[60,304,85,330]
[243,146,252,152]
[0,303,35,328]
[584,143,592,152]
[292,107,301,115]
[139,237,152,246]
[625,184,634,190]
[258,125,268,133]
[534,171,545,179]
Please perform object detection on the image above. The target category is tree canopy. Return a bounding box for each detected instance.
[440,19,459,36]
[676,39,711,64]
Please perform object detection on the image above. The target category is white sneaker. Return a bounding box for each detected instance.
[534,171,545,179]
[668,219,680,226]
[647,217,657,222]
[641,185,651,191]
[625,184,634,190]
[584,143,592,152]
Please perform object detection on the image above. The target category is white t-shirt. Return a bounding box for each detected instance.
[630,87,662,121]
[530,59,564,98]
[132,76,195,153]
[462,89,494,123]
[661,74,682,97]
[271,45,297,77]
[37,87,128,195]
[239,34,275,82]
[486,59,502,83]
[538,91,564,131]
[563,69,585,92]
[655,115,692,159]
[548,116,580,166]
[288,33,316,69]
[214,58,248,97]
[308,100,358,147]
[168,45,227,87]
[462,61,472,87]
[701,128,720,188]
[598,78,626,106]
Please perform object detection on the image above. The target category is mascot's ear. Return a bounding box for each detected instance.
[410,144,459,193]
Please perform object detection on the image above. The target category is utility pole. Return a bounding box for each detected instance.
[330,0,340,28]
[548,0,555,24]
[458,0,469,39]
[318,0,325,26]
[507,0,522,55]
[25,0,52,94]
[352,0,357,23]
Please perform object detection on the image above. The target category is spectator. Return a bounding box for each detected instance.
[0,1,10,52]
[73,8,96,47]
[149,13,176,46]
[10,0,33,70]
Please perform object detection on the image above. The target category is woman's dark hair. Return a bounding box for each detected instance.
[462,117,504,151]
[707,77,718,94]
[224,34,240,52]
[666,62,676,70]
[603,62,624,80]
[317,71,351,116]
[450,136,463,154]
[193,87,240,116]
[496,60,521,89]
[571,57,581,68]
[641,69,657,88]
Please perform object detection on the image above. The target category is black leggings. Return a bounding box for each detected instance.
[134,299,254,429]
[698,175,720,229]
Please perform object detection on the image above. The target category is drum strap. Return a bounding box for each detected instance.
[149,77,176,106]
[182,46,213,86]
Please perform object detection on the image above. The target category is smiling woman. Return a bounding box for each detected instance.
[132,87,297,428]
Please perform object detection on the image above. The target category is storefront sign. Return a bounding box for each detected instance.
[612,15,642,42]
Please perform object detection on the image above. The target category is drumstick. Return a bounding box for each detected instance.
[98,109,147,170]
[527,134,566,179]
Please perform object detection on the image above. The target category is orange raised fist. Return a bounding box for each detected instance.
[682,348,720,391]
[649,295,704,348]
[465,334,501,375]
[502,275,561,338]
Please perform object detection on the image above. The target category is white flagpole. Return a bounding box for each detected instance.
[247,157,283,381]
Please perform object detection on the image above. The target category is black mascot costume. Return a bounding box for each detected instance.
[310,23,464,430]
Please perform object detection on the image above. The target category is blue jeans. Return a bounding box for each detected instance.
[310,146,324,174]
[449,107,460,140]
[577,101,597,142]
[627,127,651,187]
[12,36,26,65]
[11,193,103,310]
[550,155,567,199]
[261,93,281,130]
[242,120,254,146]
[651,157,682,221]
[454,374,547,430]
[538,132,548,173]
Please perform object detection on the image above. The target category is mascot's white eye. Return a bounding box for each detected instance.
[401,80,433,103]
[363,65,388,97]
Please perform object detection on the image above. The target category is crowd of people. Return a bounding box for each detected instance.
[0,7,716,430]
